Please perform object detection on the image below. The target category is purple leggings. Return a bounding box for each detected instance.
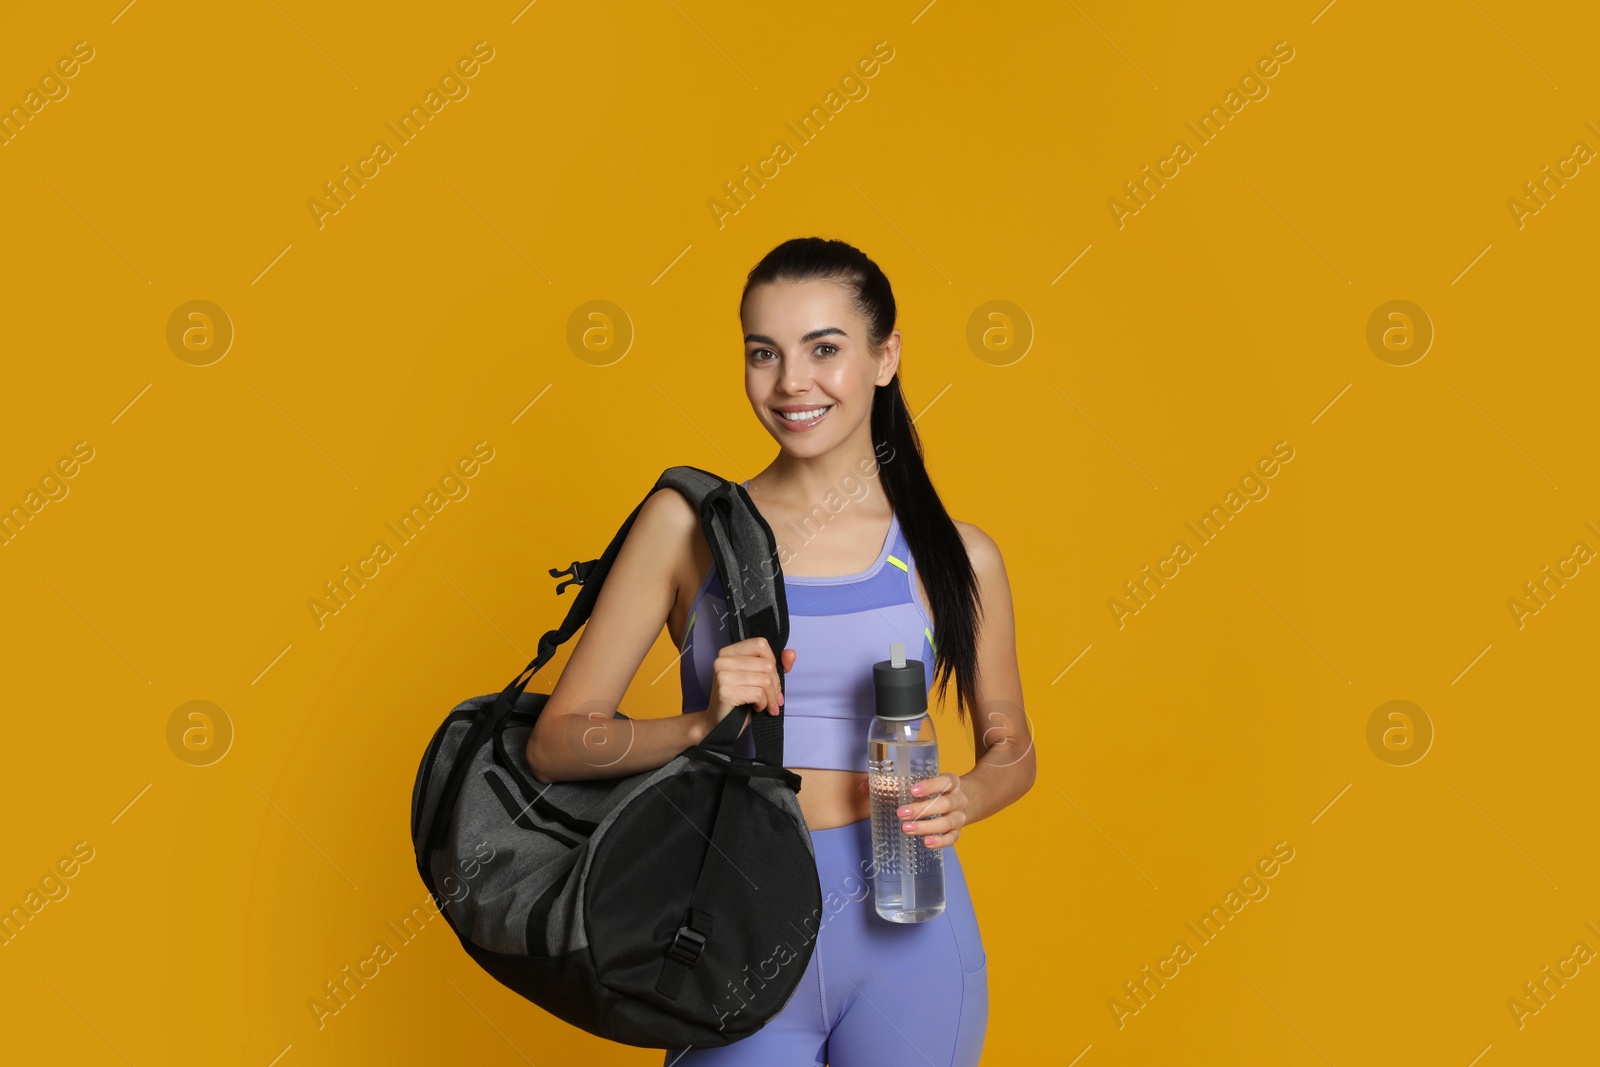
[664,817,988,1067]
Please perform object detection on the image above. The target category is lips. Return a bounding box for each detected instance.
[774,404,834,431]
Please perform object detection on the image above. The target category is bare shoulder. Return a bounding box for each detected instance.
[639,482,699,534]
[632,485,715,631]
[634,485,700,582]
[953,520,1007,582]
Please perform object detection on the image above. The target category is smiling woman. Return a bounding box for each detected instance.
[523,237,1033,1066]
[656,237,1036,1065]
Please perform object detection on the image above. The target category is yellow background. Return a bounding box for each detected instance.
[2,1,1596,1063]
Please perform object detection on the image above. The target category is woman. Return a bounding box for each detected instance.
[526,237,1036,1066]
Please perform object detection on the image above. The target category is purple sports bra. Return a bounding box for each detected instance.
[678,482,938,771]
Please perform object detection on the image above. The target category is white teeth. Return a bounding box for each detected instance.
[778,406,831,422]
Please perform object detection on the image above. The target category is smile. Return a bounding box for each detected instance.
[775,405,833,430]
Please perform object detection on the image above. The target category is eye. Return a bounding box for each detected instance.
[748,348,776,363]
[814,344,839,357]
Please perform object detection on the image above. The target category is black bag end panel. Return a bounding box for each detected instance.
[465,944,595,1030]
[599,992,739,1051]
[583,765,824,1036]
[466,939,694,1050]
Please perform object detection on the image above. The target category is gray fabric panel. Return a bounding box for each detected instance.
[499,721,659,827]
[432,745,578,954]
[418,711,482,840]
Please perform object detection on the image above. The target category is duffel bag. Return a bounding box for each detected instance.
[410,465,821,1048]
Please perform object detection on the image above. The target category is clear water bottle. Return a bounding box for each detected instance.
[868,641,945,923]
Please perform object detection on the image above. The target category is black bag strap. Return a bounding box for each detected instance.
[655,772,751,1000]
[416,466,790,883]
[648,481,796,1001]
[694,478,789,768]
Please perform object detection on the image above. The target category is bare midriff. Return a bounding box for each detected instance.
[792,767,870,830]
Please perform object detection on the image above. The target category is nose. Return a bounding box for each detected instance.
[777,352,812,394]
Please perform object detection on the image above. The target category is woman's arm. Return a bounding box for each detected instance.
[888,523,1037,847]
[949,522,1036,825]
[525,487,712,781]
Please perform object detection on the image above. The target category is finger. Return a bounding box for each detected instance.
[781,648,798,672]
[721,668,775,692]
[908,774,952,799]
[901,794,948,821]
[726,675,775,711]
[902,814,957,836]
[726,638,775,662]
[922,829,960,849]
[756,680,782,713]
[718,652,777,672]
[740,690,768,713]
[723,646,784,671]
[740,669,777,715]
[723,656,787,682]
[897,796,947,820]
[908,819,953,844]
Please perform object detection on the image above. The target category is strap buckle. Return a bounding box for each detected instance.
[548,559,597,595]
[666,921,707,967]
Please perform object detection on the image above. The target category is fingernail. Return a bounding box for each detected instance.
[902,822,915,832]
[897,806,911,817]
[910,784,923,795]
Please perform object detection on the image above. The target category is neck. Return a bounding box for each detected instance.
[753,451,888,513]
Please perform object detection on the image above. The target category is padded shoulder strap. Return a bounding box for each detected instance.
[692,477,789,768]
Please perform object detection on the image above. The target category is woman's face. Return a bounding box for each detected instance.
[741,278,897,455]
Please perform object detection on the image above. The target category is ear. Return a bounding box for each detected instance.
[874,329,903,386]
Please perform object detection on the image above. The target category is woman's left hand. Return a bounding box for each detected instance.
[863,773,968,849]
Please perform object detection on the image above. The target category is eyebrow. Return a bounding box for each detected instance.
[744,327,850,346]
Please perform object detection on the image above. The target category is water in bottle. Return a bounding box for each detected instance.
[868,641,946,922]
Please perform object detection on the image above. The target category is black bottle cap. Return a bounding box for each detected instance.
[873,641,928,720]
